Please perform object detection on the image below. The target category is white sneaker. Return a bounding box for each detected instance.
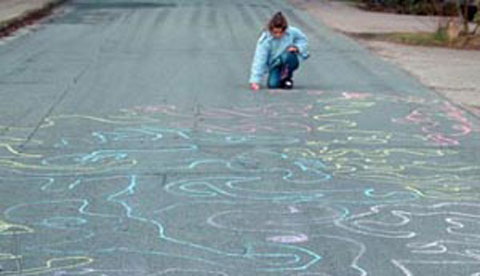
[283,79,294,89]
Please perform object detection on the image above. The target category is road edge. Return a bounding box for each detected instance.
[0,0,68,38]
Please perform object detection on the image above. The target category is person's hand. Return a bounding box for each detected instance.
[250,83,260,91]
[288,46,299,52]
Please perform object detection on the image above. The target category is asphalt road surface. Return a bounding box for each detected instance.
[0,0,480,275]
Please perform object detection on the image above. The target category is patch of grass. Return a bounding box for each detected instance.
[353,30,480,49]
[384,31,449,46]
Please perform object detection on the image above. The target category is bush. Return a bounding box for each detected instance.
[361,0,473,16]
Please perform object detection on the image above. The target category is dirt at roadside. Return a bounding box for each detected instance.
[0,0,67,38]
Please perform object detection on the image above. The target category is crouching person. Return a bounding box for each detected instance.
[249,12,310,91]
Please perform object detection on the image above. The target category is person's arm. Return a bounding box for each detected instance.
[249,33,270,87]
[292,27,309,59]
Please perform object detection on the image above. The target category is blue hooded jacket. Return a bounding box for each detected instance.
[249,26,310,84]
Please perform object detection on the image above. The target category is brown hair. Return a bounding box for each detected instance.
[268,12,288,32]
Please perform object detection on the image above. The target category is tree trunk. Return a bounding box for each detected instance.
[457,0,470,34]
[463,4,470,33]
[429,0,441,15]
[446,17,460,42]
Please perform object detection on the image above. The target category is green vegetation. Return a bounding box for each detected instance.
[385,31,449,46]
[354,29,480,49]
[358,0,459,15]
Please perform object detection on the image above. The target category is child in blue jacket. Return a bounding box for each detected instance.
[249,12,309,91]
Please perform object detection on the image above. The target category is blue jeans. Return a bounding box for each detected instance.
[267,51,299,89]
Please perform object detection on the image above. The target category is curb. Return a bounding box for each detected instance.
[0,0,68,38]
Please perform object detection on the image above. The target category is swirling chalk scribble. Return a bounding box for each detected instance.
[0,90,479,275]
